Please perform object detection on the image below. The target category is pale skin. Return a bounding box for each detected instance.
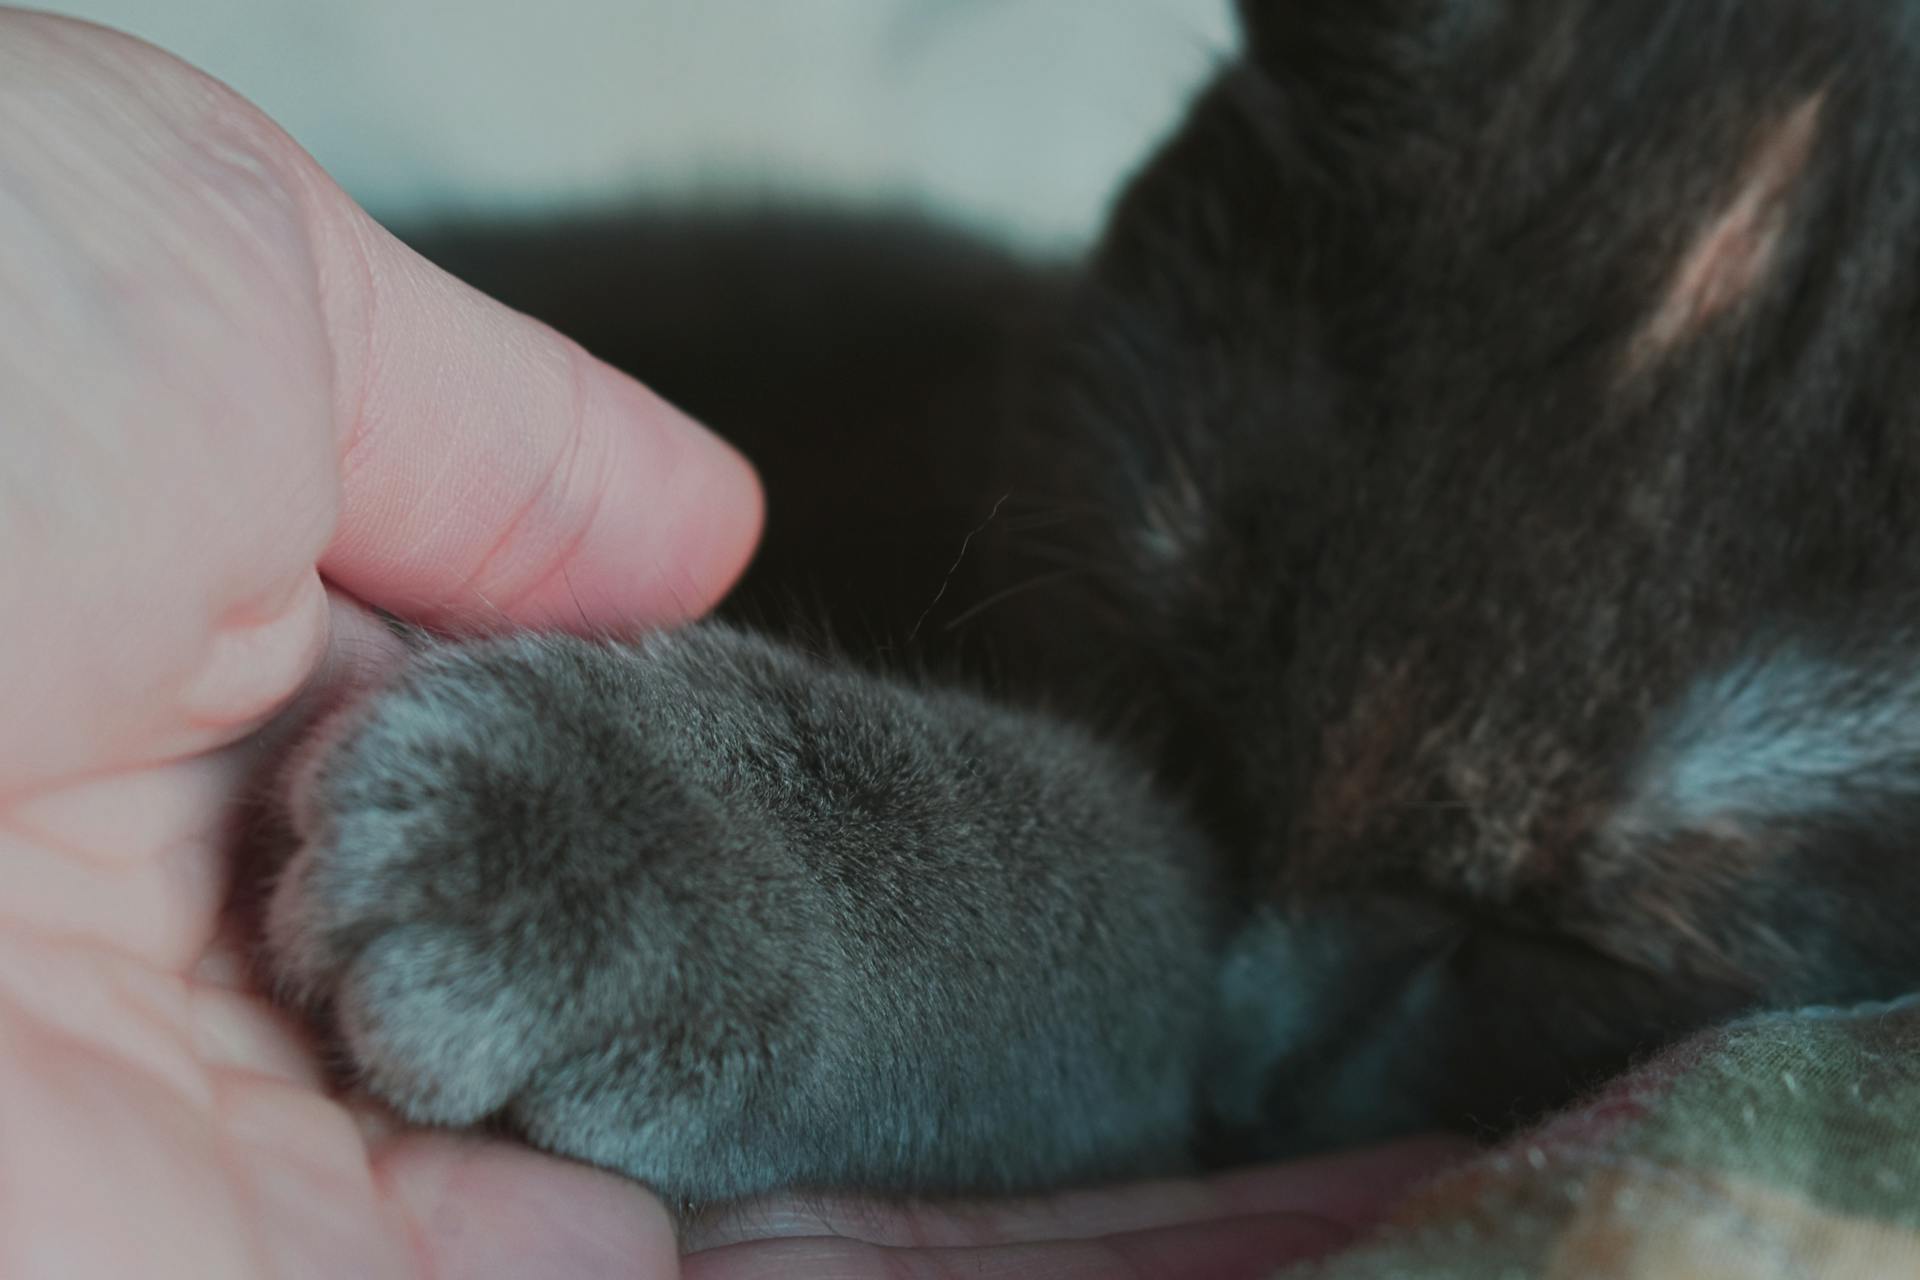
[0,12,1467,1277]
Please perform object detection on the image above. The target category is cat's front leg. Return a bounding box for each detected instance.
[265,622,1218,1207]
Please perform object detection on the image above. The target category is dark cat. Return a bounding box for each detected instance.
[262,0,1920,1211]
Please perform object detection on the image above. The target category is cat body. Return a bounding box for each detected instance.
[265,0,1920,1207]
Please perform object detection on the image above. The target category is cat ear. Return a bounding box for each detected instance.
[1233,0,1510,85]
[1229,0,1524,162]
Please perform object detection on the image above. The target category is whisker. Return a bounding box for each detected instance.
[908,493,1012,642]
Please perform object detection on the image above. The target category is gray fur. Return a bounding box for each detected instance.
[268,624,1215,1205]
[1621,637,1920,832]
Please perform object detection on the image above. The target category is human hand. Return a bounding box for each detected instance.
[0,11,1465,1277]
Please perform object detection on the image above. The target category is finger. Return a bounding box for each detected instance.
[375,1134,681,1280]
[684,1213,1350,1280]
[684,1136,1475,1251]
[308,200,764,632]
[0,12,758,789]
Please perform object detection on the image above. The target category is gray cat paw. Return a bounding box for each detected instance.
[263,624,1213,1205]
[267,635,647,1126]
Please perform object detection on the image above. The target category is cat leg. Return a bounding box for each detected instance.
[264,621,1218,1207]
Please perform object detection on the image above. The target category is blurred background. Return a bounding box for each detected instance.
[33,0,1235,252]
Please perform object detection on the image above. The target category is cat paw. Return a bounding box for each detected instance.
[261,623,1212,1205]
[268,636,617,1118]
[263,631,824,1202]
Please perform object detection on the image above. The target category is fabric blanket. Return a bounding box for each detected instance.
[1299,997,1920,1279]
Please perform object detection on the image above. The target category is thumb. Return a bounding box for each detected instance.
[308,201,763,631]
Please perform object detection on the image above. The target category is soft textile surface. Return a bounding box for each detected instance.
[1301,998,1920,1279]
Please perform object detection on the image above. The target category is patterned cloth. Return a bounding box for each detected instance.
[1296,997,1920,1279]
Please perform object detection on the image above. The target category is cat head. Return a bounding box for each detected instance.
[1043,0,1920,1138]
